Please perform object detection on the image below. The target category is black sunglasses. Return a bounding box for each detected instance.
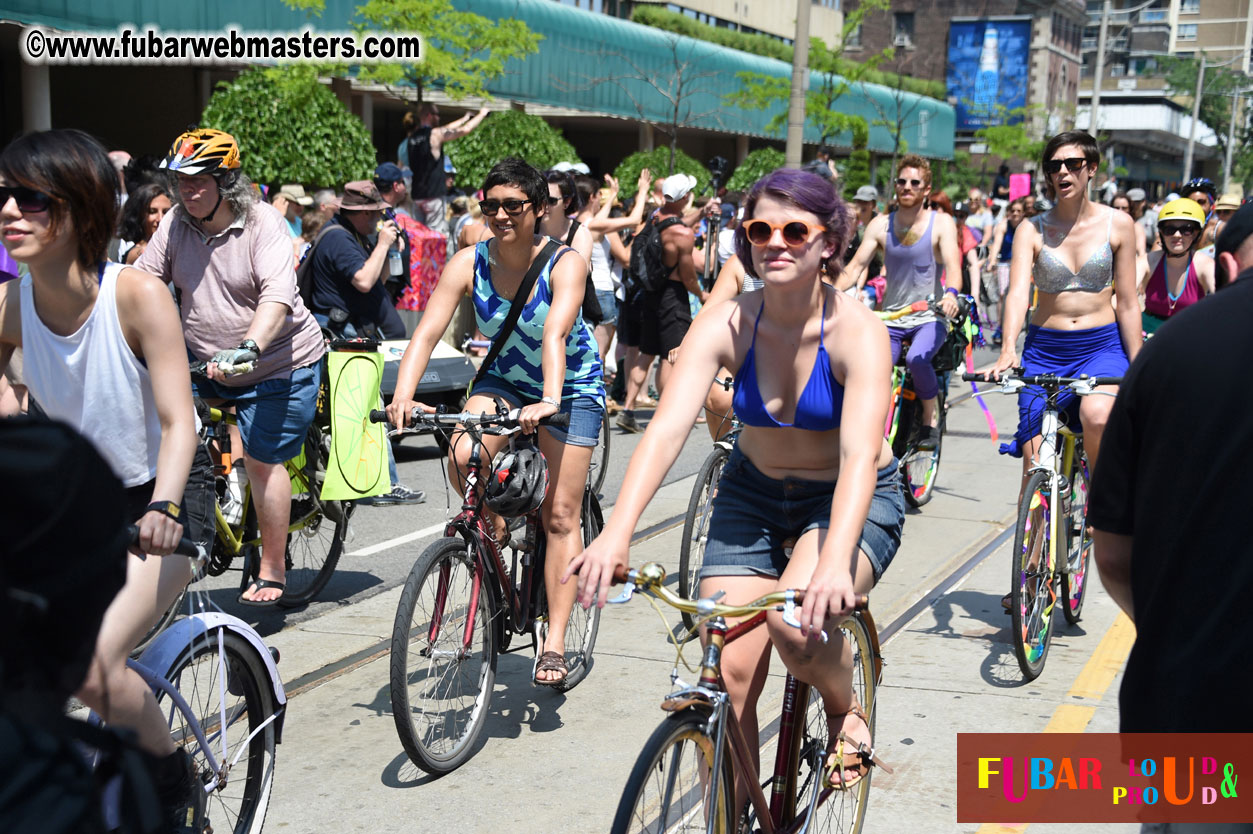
[0,185,52,213]
[480,198,534,217]
[546,195,563,205]
[896,178,923,188]
[1159,223,1198,237]
[1043,157,1089,175]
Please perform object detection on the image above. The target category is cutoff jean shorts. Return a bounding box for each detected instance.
[700,446,906,584]
[471,373,604,448]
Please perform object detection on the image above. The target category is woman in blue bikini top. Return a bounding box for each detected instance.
[571,166,895,627]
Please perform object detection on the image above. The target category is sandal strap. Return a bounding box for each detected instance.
[247,579,286,592]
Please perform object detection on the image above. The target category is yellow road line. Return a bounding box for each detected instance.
[973,613,1135,834]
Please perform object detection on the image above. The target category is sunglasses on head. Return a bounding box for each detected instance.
[1160,223,1198,237]
[480,198,533,216]
[0,185,52,213]
[1043,157,1089,175]
[895,178,923,188]
[742,218,822,247]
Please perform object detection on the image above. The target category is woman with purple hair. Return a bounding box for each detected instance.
[567,168,903,797]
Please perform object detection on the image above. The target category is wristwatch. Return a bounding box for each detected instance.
[146,500,182,522]
[239,338,260,355]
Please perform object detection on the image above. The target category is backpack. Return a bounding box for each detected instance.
[625,215,683,297]
[295,222,352,311]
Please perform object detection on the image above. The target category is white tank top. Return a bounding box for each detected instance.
[20,262,164,487]
[589,234,619,293]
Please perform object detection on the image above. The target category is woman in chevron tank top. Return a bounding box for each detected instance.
[388,158,604,686]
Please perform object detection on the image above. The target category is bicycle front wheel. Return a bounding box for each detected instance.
[678,445,729,631]
[390,537,497,774]
[547,489,603,692]
[1010,470,1056,680]
[280,423,350,607]
[160,630,277,834]
[902,386,945,508]
[1061,455,1092,626]
[793,613,877,834]
[611,708,736,834]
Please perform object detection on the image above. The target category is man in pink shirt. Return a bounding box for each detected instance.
[138,129,325,607]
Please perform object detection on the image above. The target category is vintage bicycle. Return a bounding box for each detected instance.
[378,405,604,775]
[963,371,1119,680]
[607,562,886,834]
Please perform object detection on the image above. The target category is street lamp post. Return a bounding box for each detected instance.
[785,0,811,169]
[1090,0,1111,136]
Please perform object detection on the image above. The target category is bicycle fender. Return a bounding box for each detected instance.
[140,612,288,738]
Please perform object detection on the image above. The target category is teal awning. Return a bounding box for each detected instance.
[2,0,954,158]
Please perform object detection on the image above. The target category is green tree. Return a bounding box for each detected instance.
[974,105,1046,169]
[284,0,540,103]
[859,46,944,178]
[200,65,376,185]
[613,148,708,201]
[444,110,582,190]
[727,0,890,150]
[1159,55,1249,180]
[727,148,786,192]
[842,121,872,201]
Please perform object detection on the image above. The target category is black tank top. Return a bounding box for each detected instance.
[407,126,446,200]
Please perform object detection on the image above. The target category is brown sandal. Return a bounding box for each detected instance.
[533,650,568,686]
[822,704,892,791]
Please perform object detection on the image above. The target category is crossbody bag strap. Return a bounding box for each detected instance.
[473,238,562,386]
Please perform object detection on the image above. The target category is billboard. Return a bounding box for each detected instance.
[946,19,1032,131]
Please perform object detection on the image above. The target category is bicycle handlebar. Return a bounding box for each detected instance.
[607,562,867,637]
[189,359,255,378]
[961,371,1123,392]
[713,375,734,391]
[125,524,206,561]
[369,407,571,430]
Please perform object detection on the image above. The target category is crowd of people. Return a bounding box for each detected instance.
[3,114,1251,834]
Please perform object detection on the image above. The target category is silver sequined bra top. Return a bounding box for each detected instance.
[1030,207,1114,294]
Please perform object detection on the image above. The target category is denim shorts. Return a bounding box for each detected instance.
[124,442,216,549]
[701,446,905,583]
[595,289,619,327]
[471,374,604,447]
[192,362,322,464]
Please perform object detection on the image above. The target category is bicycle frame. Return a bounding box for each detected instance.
[1027,399,1081,599]
[664,608,883,834]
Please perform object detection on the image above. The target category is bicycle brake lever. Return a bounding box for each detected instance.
[607,582,636,605]
[780,590,829,644]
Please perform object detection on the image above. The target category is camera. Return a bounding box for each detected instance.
[707,156,731,193]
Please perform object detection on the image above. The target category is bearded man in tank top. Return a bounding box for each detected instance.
[839,155,962,450]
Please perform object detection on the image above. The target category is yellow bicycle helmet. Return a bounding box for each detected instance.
[161,128,241,176]
[1156,197,1206,229]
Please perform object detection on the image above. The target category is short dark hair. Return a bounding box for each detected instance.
[482,158,549,232]
[545,169,581,213]
[117,182,171,244]
[735,168,851,280]
[0,130,119,268]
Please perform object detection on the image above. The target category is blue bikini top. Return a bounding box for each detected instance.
[732,292,843,431]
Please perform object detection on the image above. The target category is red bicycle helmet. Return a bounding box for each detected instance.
[484,443,549,516]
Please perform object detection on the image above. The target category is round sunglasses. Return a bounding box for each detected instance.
[0,185,52,214]
[742,219,823,247]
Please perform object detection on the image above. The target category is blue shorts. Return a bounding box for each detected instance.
[193,363,322,464]
[701,446,905,583]
[1000,323,1129,458]
[595,289,619,327]
[471,374,604,447]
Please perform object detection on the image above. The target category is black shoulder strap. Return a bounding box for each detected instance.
[474,239,562,386]
[564,220,581,247]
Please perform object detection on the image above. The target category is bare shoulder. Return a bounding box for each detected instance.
[865,212,890,240]
[442,243,480,287]
[115,265,175,311]
[1108,204,1137,241]
[933,210,959,235]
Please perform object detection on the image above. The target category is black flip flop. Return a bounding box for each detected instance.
[238,578,285,608]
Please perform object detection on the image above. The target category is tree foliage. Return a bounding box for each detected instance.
[974,105,1046,167]
[613,148,708,201]
[842,121,871,201]
[284,0,540,102]
[444,110,581,191]
[727,148,786,192]
[727,0,889,150]
[1159,55,1248,179]
[200,65,375,186]
[630,4,944,99]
